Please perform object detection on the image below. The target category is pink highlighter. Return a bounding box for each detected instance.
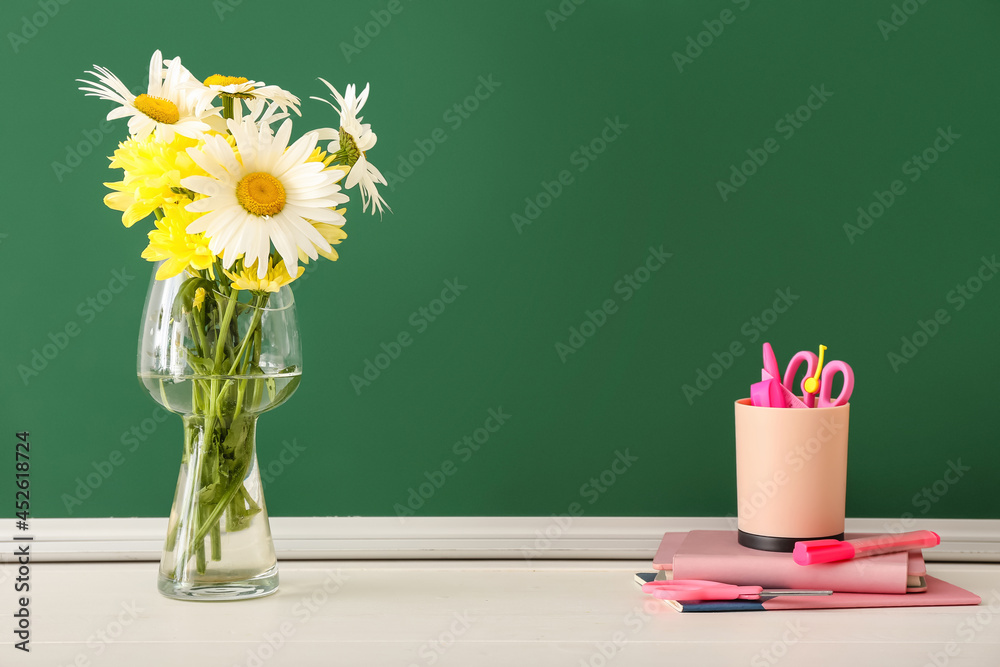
[793,530,940,565]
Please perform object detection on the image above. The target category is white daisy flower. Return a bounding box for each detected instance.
[78,50,218,142]
[313,80,390,216]
[180,117,349,279]
[193,75,301,120]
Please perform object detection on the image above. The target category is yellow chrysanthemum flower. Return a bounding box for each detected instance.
[224,257,304,293]
[141,204,216,280]
[104,133,206,227]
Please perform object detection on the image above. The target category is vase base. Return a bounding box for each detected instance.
[157,565,279,601]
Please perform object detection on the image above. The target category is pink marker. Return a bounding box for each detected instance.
[793,530,940,565]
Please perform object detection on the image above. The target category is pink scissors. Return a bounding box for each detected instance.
[642,579,832,601]
[783,345,854,408]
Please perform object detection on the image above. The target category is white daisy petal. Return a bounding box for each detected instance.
[184,207,225,234]
[256,219,271,273]
[268,217,300,276]
[147,50,163,98]
[273,132,318,176]
[106,106,134,121]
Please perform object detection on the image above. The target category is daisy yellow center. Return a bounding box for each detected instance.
[205,74,249,87]
[134,94,180,124]
[236,172,286,217]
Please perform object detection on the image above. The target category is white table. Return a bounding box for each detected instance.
[5,560,1000,666]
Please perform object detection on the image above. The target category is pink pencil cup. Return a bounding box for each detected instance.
[734,398,850,552]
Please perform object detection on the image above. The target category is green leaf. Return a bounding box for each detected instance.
[222,414,254,464]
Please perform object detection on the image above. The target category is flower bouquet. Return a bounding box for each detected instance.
[78,50,389,600]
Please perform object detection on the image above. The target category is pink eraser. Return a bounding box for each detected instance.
[751,378,784,407]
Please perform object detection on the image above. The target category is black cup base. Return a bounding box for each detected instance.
[738,529,845,553]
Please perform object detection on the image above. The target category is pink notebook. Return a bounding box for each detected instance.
[656,530,919,594]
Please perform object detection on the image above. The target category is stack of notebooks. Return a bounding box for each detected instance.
[637,530,982,612]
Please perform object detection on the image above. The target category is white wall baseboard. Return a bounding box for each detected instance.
[2,517,998,563]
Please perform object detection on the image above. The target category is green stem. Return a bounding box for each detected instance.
[195,511,207,575]
[227,299,265,376]
[210,523,221,561]
[213,293,239,373]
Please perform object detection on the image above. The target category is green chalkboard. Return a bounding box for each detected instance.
[2,0,998,521]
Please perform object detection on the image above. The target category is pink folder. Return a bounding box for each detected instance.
[658,530,917,594]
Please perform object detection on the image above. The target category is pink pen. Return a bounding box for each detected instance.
[793,530,940,565]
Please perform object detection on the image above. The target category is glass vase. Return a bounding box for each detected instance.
[137,263,301,601]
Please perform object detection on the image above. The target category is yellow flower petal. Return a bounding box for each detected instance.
[142,204,216,278]
[103,190,133,212]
